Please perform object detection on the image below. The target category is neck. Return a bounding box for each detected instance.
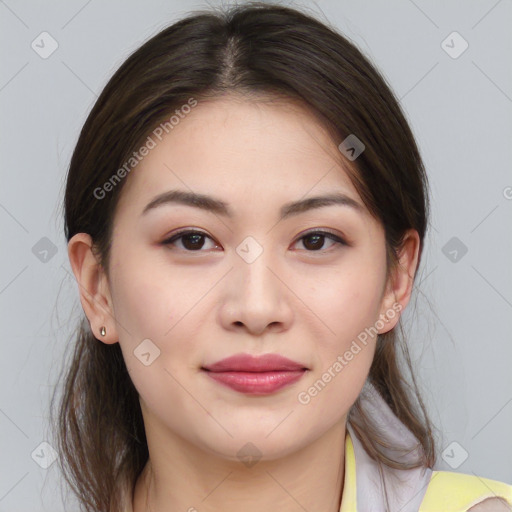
[133,419,347,512]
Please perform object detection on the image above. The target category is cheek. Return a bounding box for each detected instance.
[111,271,168,344]
[310,254,386,341]
[302,250,386,392]
[109,251,206,380]
[110,262,201,424]
[295,272,382,430]
[109,245,196,342]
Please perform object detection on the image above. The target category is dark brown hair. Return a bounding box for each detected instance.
[51,2,435,511]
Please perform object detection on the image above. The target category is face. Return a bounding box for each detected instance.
[96,96,401,462]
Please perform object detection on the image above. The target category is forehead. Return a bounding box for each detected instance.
[115,95,361,217]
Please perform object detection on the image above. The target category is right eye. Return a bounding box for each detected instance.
[161,229,220,252]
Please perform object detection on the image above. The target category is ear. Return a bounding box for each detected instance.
[377,229,420,334]
[67,233,118,344]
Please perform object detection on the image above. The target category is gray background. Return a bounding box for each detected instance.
[1,0,511,510]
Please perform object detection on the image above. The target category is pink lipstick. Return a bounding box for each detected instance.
[202,353,307,395]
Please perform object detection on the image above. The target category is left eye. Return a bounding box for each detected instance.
[161,230,346,252]
[295,231,346,251]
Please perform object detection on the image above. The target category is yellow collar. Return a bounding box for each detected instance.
[339,429,357,511]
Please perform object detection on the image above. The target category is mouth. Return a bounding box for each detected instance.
[201,353,308,395]
[201,368,307,395]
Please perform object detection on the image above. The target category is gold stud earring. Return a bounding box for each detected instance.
[100,326,106,336]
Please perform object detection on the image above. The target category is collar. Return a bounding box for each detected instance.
[339,381,433,511]
[339,428,358,511]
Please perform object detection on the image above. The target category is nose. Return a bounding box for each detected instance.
[218,244,294,336]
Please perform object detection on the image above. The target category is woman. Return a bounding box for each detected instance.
[52,2,512,511]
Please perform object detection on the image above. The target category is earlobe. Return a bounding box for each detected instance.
[377,229,420,335]
[67,233,118,344]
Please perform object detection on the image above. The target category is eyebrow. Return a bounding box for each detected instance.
[141,189,364,220]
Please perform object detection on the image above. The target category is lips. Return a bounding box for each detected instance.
[201,353,308,395]
[202,353,307,372]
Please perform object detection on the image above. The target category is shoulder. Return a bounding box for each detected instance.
[467,497,512,511]
[418,470,512,512]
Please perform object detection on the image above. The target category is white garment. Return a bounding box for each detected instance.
[347,380,433,511]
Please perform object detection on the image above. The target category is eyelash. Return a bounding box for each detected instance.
[161,229,348,253]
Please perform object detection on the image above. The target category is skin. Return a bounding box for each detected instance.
[68,95,420,512]
[467,498,512,511]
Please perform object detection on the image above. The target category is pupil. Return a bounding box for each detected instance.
[184,234,204,250]
[305,234,323,250]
